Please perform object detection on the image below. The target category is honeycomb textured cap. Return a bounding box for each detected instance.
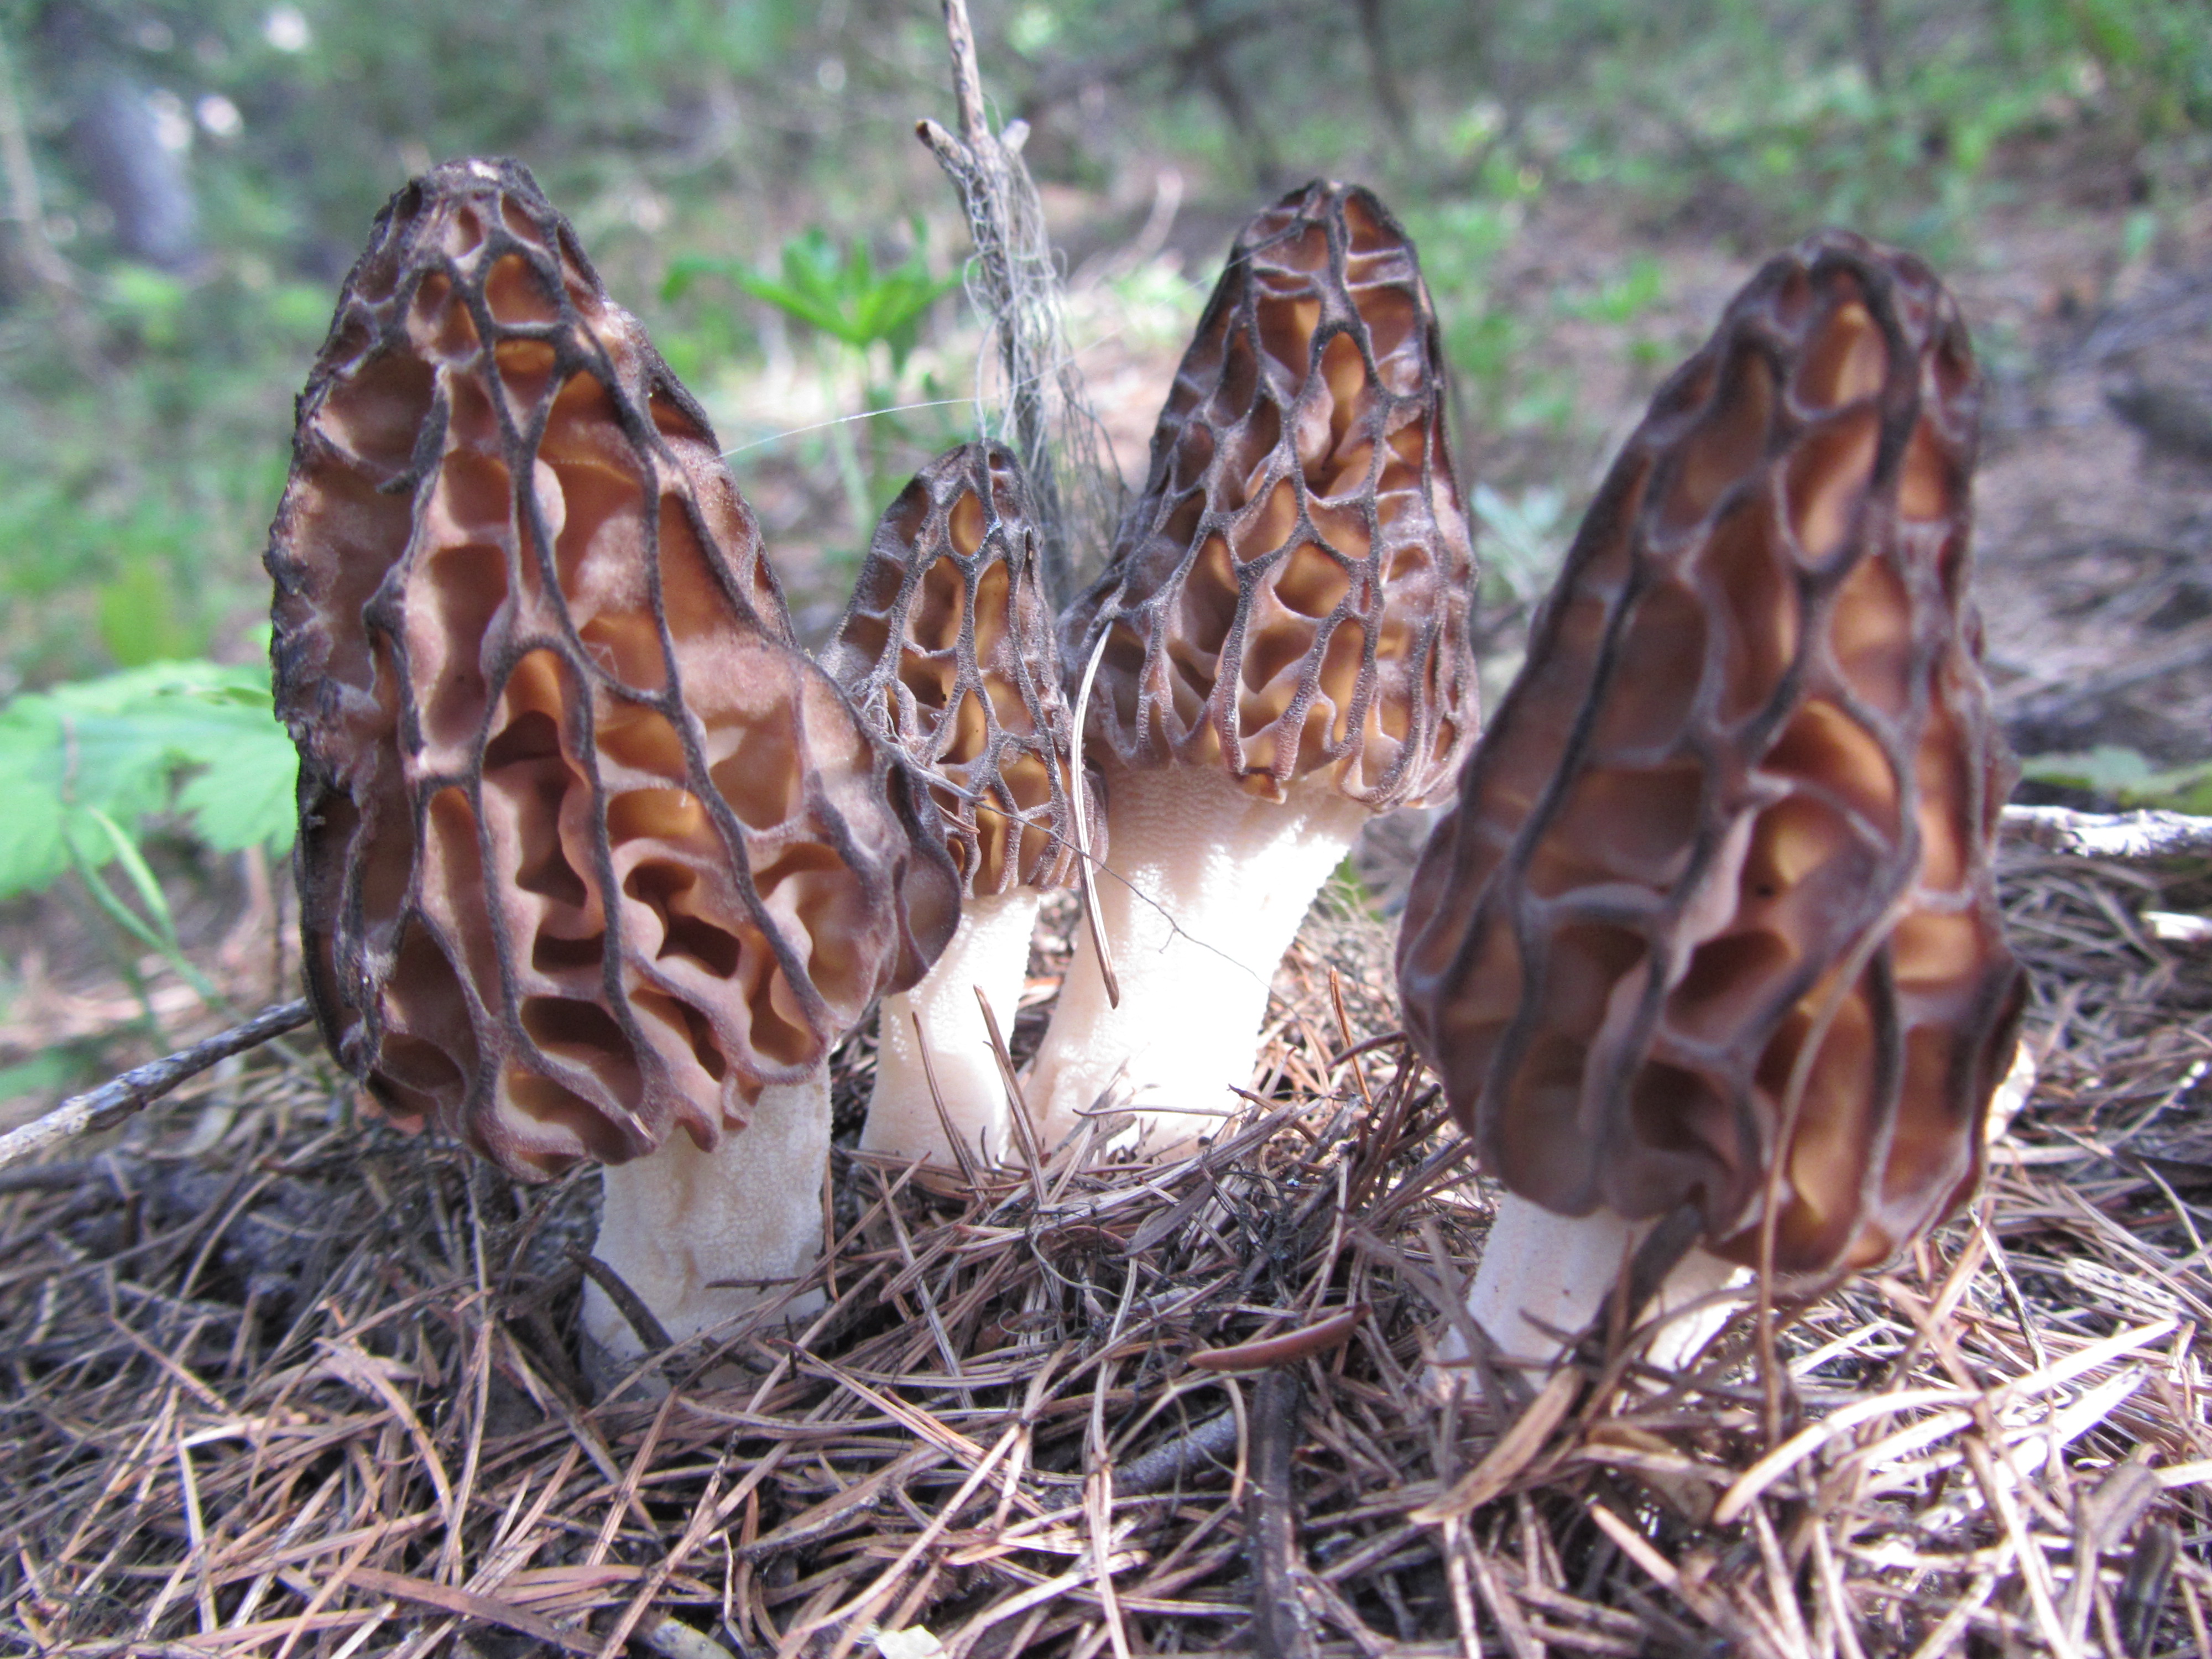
[267,157,960,1180]
[1061,180,1478,807]
[821,441,1099,896]
[1396,230,2024,1280]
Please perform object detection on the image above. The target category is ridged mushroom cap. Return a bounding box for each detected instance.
[1396,231,2024,1279]
[821,441,1099,896]
[268,158,959,1178]
[1061,180,1478,807]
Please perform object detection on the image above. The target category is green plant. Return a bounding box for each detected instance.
[0,658,297,904]
[666,223,960,556]
[2018,746,2212,815]
[1402,178,1536,414]
[669,224,958,371]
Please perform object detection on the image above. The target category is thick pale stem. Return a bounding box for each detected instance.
[1027,764,1368,1154]
[862,890,1041,1169]
[1453,1193,1749,1375]
[582,1072,830,1367]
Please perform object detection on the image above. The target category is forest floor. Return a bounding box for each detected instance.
[3,133,2212,1657]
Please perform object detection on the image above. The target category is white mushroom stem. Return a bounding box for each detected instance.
[1452,1193,1750,1375]
[861,889,1041,1169]
[1028,763,1369,1153]
[582,1073,830,1368]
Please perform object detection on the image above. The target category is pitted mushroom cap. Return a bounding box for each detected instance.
[1061,180,1478,808]
[821,441,1099,896]
[268,158,959,1179]
[1396,231,2023,1279]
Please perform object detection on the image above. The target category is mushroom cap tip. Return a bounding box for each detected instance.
[1063,178,1479,811]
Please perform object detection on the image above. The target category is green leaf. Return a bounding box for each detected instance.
[177,727,302,854]
[0,661,299,899]
[0,700,71,902]
[2017,745,2159,796]
[69,810,176,958]
[708,225,958,363]
[2019,745,2212,812]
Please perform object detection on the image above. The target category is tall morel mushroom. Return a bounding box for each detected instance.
[267,159,957,1368]
[1031,180,1479,1152]
[821,442,1095,1168]
[1396,232,2024,1369]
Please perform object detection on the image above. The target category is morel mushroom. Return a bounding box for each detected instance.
[1033,181,1479,1151]
[821,442,1094,1168]
[267,159,957,1366]
[1396,232,2024,1369]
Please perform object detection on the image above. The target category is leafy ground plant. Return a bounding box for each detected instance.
[0,658,296,904]
[666,224,962,549]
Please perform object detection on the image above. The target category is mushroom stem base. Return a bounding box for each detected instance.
[1453,1192,1750,1375]
[582,1072,830,1369]
[862,890,1041,1170]
[1027,765,1368,1154]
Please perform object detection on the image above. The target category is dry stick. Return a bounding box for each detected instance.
[566,1248,673,1358]
[2118,1522,2179,1656]
[0,998,312,1171]
[441,1187,494,1588]
[874,1162,973,1402]
[975,986,1049,1208]
[2000,803,2212,862]
[1464,1537,1543,1659]
[1086,1357,1135,1659]
[1115,1408,1242,1494]
[1326,971,1374,1110]
[917,0,1104,604]
[345,1568,593,1655]
[1246,1369,1317,1658]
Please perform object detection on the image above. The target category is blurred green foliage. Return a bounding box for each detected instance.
[669,222,966,570]
[2020,747,2212,816]
[670,223,959,372]
[0,657,295,901]
[0,0,2203,916]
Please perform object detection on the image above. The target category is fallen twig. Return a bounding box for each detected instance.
[915,0,1115,601]
[2000,804,2212,863]
[0,997,311,1171]
[1247,1369,1315,1658]
[1114,1407,1240,1494]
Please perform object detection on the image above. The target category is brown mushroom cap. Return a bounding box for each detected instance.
[820,441,1098,896]
[1061,180,1478,808]
[268,158,958,1179]
[1396,231,2024,1279]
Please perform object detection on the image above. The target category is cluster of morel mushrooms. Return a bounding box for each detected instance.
[268,157,2022,1387]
